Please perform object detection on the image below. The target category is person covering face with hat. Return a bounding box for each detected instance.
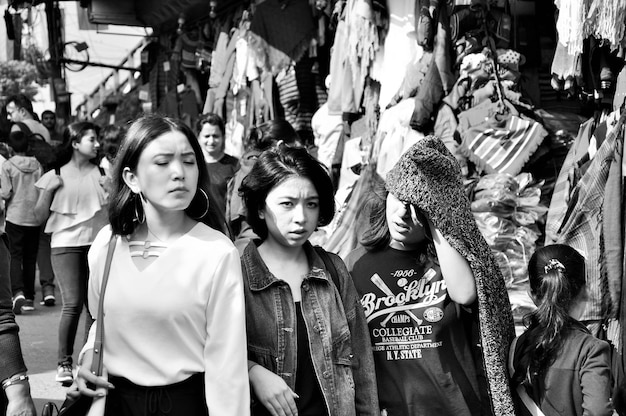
[346,135,516,416]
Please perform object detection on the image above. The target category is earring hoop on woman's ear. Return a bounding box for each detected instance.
[133,193,145,224]
[189,188,210,220]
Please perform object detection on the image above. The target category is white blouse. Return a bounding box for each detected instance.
[35,164,108,248]
[82,223,250,415]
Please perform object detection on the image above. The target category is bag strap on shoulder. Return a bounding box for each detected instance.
[13,121,32,136]
[54,165,105,177]
[314,246,341,291]
[91,234,117,377]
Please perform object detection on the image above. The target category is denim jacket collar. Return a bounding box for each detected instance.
[242,240,329,291]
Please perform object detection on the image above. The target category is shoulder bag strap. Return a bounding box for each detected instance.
[509,336,546,416]
[314,246,341,291]
[13,121,32,136]
[91,234,118,376]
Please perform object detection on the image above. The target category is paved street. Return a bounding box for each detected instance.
[14,285,88,411]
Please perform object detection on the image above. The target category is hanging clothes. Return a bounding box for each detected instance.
[548,111,626,327]
[545,118,595,244]
[248,0,316,76]
[376,0,422,109]
[456,100,548,176]
[327,0,382,117]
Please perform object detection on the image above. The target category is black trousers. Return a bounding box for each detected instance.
[105,373,209,416]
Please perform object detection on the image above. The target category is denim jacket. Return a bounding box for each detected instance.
[241,241,379,416]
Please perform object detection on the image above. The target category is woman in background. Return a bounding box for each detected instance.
[510,244,612,416]
[34,121,107,386]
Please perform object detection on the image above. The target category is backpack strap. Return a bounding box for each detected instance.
[314,246,341,291]
[13,121,32,136]
[54,165,104,176]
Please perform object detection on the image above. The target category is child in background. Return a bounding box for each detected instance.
[509,244,613,416]
[1,131,43,314]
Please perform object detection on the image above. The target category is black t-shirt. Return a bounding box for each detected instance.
[347,246,481,416]
[206,154,239,216]
[295,302,328,416]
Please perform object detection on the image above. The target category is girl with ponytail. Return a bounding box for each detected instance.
[509,244,613,416]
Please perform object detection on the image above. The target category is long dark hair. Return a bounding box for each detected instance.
[55,121,100,168]
[513,244,586,387]
[358,174,391,250]
[99,124,125,163]
[108,114,228,236]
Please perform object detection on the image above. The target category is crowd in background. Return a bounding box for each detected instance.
[0,92,617,416]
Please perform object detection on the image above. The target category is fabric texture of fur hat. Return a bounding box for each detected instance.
[386,135,516,415]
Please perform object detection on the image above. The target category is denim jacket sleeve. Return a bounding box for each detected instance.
[327,252,380,415]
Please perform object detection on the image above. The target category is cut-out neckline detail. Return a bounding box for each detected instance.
[128,239,168,259]
[125,222,200,273]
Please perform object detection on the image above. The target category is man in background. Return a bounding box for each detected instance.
[40,110,62,146]
[5,95,51,144]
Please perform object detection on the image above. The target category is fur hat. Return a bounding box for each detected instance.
[385,135,468,232]
[386,135,516,415]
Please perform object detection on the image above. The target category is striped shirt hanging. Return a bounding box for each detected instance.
[459,104,548,175]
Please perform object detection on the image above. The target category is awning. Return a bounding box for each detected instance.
[87,0,244,30]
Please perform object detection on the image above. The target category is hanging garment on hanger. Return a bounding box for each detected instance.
[248,0,316,75]
[602,122,623,322]
[554,111,626,324]
[276,64,300,127]
[545,118,595,244]
[457,99,548,176]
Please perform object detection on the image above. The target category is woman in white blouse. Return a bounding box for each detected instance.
[72,115,249,416]
[34,122,107,386]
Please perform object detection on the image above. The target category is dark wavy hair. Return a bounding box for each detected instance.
[8,130,28,153]
[244,119,300,153]
[357,174,392,250]
[108,114,227,236]
[513,244,586,387]
[239,144,334,240]
[7,94,34,117]
[55,121,101,168]
[99,124,125,164]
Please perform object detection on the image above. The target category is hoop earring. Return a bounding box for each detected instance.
[133,193,145,224]
[189,188,210,220]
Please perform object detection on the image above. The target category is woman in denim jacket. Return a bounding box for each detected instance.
[239,144,379,416]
